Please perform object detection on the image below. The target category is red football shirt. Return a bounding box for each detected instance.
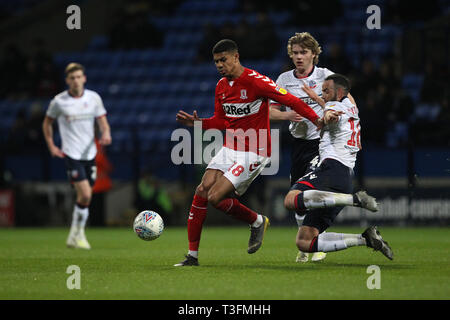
[202,68,319,157]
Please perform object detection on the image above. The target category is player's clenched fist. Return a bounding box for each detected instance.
[49,145,65,158]
[324,110,344,124]
[99,133,112,146]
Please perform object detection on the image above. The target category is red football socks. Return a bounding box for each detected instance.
[215,198,258,224]
[187,194,208,251]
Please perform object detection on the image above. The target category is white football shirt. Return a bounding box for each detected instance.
[270,66,334,139]
[319,97,361,169]
[46,89,107,160]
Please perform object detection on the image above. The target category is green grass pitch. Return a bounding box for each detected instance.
[1,226,449,300]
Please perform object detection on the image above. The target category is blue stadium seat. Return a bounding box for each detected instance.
[107,114,122,126]
[344,41,361,56]
[402,74,424,103]
[177,0,237,13]
[0,115,14,130]
[53,53,69,67]
[87,35,109,51]
[268,11,290,26]
[126,67,145,80]
[110,129,134,152]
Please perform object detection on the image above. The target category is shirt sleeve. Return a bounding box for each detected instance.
[252,73,319,124]
[323,68,334,78]
[201,85,227,130]
[46,98,60,119]
[269,75,283,107]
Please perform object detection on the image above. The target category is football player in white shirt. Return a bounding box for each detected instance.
[270,32,357,263]
[42,63,112,249]
[283,73,393,260]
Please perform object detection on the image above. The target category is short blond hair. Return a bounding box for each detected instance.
[65,62,85,76]
[287,32,322,65]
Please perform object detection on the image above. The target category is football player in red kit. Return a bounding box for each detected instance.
[175,39,329,266]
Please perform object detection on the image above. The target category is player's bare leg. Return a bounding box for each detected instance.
[293,194,325,262]
[296,226,319,253]
[208,175,270,254]
[68,180,92,249]
[294,213,326,263]
[205,173,236,207]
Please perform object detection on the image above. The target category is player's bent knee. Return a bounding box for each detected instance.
[295,238,302,250]
[195,183,209,198]
[78,195,91,206]
[284,191,300,211]
[77,191,92,205]
[296,238,311,252]
[202,170,220,190]
[207,191,221,207]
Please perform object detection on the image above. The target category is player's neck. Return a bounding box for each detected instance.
[295,65,314,79]
[68,88,84,98]
[227,65,245,80]
[338,94,348,102]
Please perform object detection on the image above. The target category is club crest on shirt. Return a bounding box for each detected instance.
[240,89,248,100]
[307,80,317,89]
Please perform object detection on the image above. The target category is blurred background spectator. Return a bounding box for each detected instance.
[135,170,173,225]
[90,135,114,226]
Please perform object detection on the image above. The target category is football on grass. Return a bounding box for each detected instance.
[133,210,164,241]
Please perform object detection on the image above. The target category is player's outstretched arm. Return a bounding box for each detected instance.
[269,105,303,122]
[302,81,326,108]
[42,116,64,158]
[251,72,320,127]
[176,110,201,127]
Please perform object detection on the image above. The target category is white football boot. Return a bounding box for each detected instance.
[66,227,78,248]
[311,252,327,262]
[75,229,91,250]
[296,251,309,263]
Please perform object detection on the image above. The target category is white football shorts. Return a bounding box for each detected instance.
[206,147,271,196]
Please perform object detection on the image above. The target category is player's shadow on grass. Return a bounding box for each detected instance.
[303,262,414,270]
[198,262,414,271]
